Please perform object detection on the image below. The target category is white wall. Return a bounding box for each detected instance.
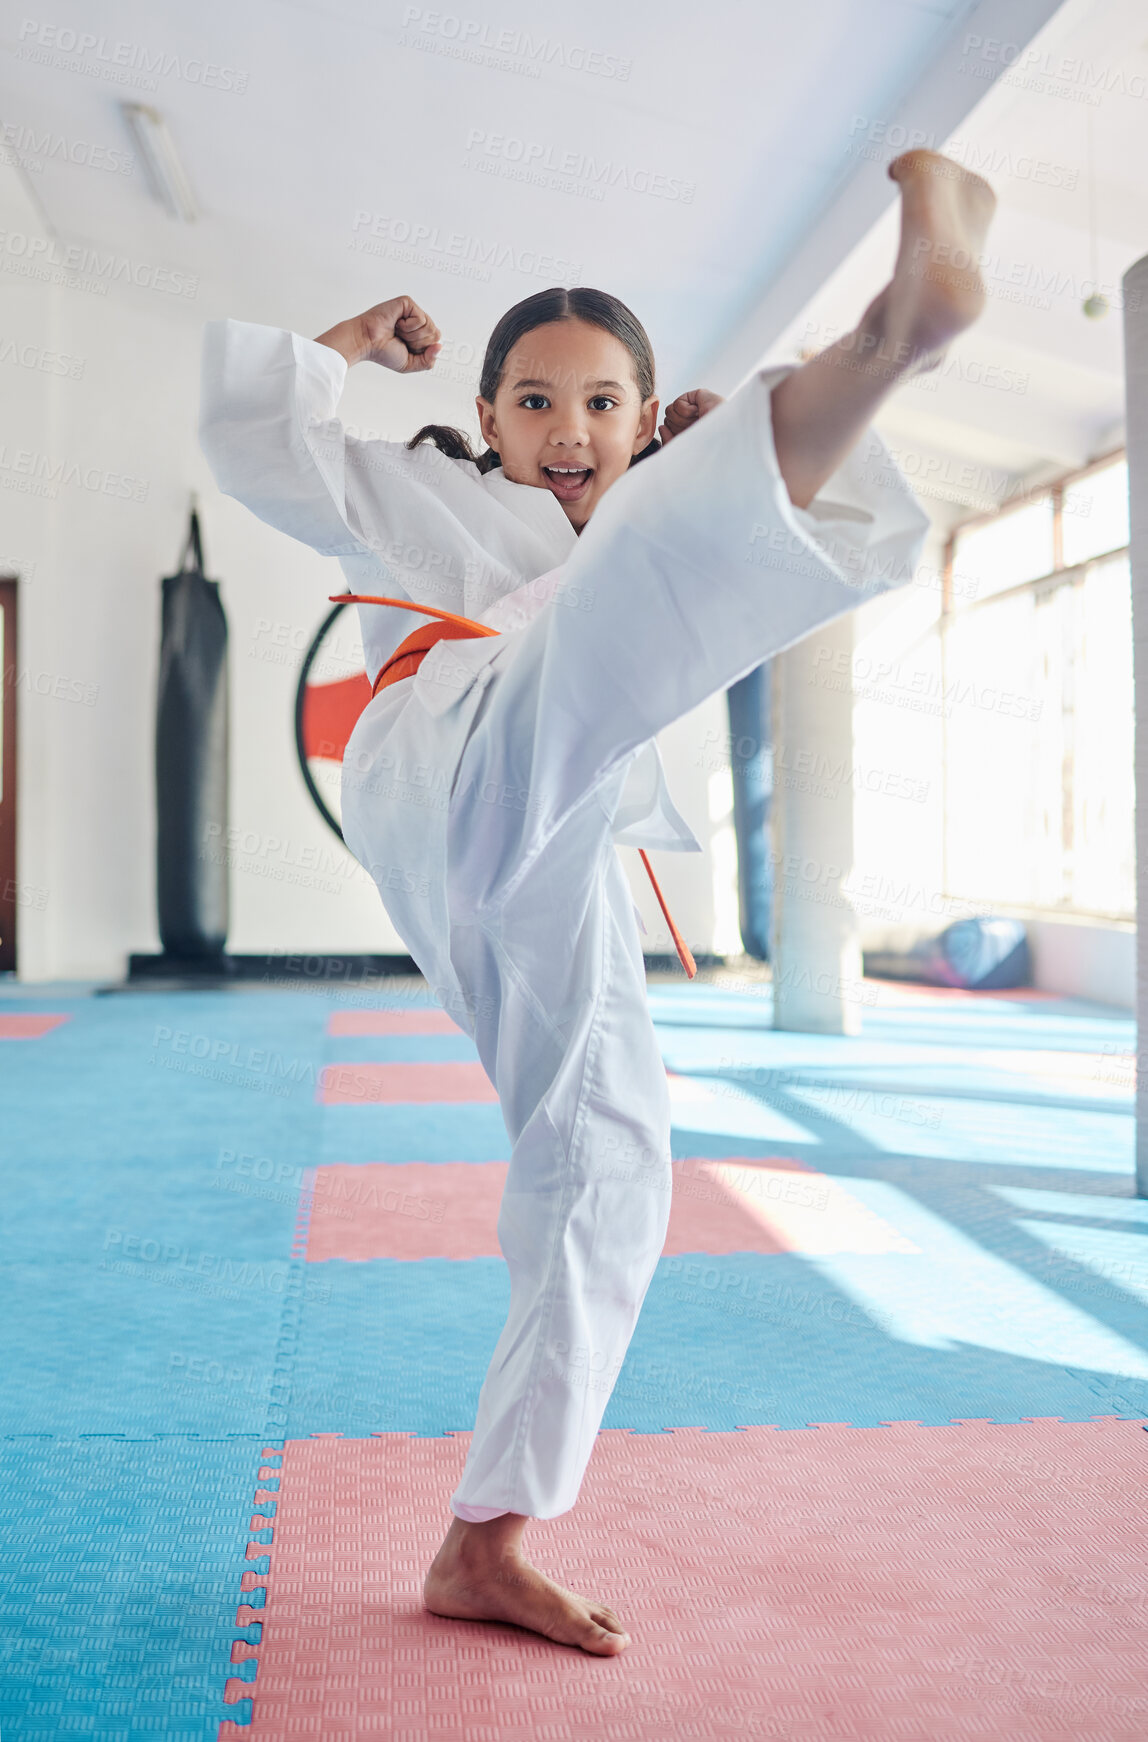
[1027,915,1135,1011]
[4,241,408,977]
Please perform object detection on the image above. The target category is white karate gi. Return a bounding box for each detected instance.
[200,320,929,1520]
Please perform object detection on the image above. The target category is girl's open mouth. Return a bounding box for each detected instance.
[542,464,594,503]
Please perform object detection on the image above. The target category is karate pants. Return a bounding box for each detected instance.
[340,373,927,1521]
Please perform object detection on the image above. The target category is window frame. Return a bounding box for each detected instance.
[939,446,1133,925]
[942,446,1128,616]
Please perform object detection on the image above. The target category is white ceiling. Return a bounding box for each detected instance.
[2,0,1118,503]
[756,0,1148,518]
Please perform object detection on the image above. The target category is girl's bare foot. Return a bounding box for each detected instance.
[770,148,997,507]
[423,1515,630,1656]
[876,148,998,362]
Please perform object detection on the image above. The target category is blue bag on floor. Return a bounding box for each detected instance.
[863,917,1030,991]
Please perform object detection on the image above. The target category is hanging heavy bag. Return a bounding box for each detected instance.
[155,509,229,960]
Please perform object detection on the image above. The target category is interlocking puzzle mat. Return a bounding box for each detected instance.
[0,978,1143,1738]
[220,1419,1148,1742]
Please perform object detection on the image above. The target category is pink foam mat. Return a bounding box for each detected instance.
[304,1162,509,1261]
[0,1012,69,1038]
[318,1061,497,1105]
[221,1419,1148,1740]
[327,1010,463,1036]
[301,1156,912,1263]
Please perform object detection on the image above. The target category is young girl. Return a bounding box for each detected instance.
[200,149,995,1656]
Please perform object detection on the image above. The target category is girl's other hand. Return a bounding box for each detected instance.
[657,388,724,445]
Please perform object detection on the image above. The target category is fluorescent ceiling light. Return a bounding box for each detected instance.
[120,103,198,222]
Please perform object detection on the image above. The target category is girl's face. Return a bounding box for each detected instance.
[476,318,658,533]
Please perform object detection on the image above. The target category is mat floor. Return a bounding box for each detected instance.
[0,972,1142,1739]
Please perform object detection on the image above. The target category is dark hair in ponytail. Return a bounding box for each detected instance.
[406,286,659,475]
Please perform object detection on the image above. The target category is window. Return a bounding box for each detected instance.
[1063,459,1130,569]
[949,496,1055,609]
[942,456,1133,922]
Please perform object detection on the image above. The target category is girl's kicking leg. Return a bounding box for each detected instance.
[771,151,996,508]
[421,150,996,1656]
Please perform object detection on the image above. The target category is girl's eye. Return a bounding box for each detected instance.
[518,393,617,411]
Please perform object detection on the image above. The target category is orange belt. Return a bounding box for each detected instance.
[330,591,697,979]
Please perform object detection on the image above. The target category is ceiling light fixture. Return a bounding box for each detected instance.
[120,103,198,222]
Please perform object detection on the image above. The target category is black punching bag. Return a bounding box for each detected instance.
[155,510,229,960]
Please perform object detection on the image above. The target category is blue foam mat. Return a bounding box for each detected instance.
[0,1436,270,1741]
[278,1249,1148,1436]
[321,1033,481,1064]
[319,1102,510,1162]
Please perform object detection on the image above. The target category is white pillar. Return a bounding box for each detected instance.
[1124,253,1148,1195]
[771,614,862,1034]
